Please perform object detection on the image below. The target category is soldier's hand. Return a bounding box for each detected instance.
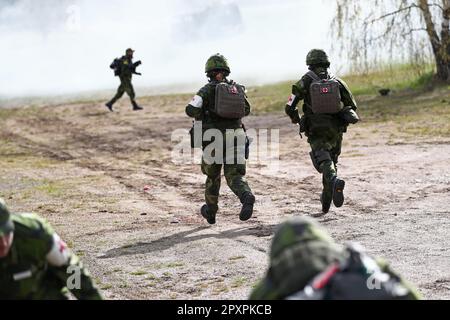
[291,116,300,124]
[134,60,142,66]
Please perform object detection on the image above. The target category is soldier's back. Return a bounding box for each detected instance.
[198,80,245,130]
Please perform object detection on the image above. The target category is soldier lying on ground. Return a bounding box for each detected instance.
[249,216,421,300]
[0,198,102,300]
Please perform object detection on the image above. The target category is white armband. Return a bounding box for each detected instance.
[287,94,297,107]
[46,233,71,267]
[189,95,203,108]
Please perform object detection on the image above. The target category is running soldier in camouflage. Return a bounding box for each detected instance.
[185,54,255,225]
[106,48,143,112]
[285,49,359,214]
[0,199,102,300]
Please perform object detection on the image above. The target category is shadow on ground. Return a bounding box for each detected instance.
[100,224,277,259]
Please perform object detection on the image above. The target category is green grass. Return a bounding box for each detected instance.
[247,81,292,114]
[342,64,435,96]
[231,277,247,288]
[130,270,148,276]
[35,180,64,196]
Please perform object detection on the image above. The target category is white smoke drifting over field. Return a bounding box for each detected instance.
[0,0,336,97]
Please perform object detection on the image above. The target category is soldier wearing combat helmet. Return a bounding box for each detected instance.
[185,54,255,225]
[249,217,421,300]
[285,49,360,214]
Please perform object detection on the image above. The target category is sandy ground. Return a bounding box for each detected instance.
[0,96,449,300]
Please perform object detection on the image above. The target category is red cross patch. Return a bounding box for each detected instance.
[230,86,238,94]
[58,240,68,253]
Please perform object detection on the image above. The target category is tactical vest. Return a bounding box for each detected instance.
[213,82,246,119]
[306,71,342,114]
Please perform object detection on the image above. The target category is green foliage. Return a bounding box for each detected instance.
[342,64,435,96]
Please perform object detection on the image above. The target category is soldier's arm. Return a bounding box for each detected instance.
[45,233,103,300]
[336,78,358,110]
[244,94,251,117]
[285,79,307,124]
[185,86,208,120]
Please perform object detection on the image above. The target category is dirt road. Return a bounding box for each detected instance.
[0,94,449,299]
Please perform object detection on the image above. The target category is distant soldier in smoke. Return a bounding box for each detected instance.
[106,48,143,112]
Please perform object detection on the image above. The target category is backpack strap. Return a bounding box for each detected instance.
[305,71,321,82]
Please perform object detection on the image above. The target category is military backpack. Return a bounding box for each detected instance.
[213,82,246,119]
[110,58,122,77]
[286,243,413,300]
[306,71,342,114]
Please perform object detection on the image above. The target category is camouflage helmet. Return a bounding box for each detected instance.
[0,198,14,236]
[306,49,330,67]
[270,216,336,260]
[249,217,344,299]
[126,48,135,55]
[205,54,231,74]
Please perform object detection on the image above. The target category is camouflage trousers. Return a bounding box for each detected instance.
[108,77,136,105]
[201,129,252,209]
[308,133,343,202]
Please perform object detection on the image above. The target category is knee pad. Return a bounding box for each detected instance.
[310,150,332,173]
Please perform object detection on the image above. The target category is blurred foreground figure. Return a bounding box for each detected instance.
[0,199,102,300]
[106,48,143,112]
[249,217,421,300]
[285,50,360,214]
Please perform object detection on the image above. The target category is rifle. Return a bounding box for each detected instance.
[131,60,142,76]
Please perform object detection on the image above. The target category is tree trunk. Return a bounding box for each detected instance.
[418,0,450,82]
[442,0,450,82]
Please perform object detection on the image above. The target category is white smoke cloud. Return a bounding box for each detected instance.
[0,0,337,97]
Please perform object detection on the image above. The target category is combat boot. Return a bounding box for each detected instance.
[239,192,255,221]
[105,102,114,112]
[332,177,345,208]
[132,101,143,111]
[201,204,218,225]
[321,192,332,214]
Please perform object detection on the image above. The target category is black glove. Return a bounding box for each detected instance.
[340,106,360,125]
[134,60,142,67]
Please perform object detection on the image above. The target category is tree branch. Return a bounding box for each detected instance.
[366,4,419,24]
[418,0,442,51]
[401,28,428,36]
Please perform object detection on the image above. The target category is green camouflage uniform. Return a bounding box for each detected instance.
[107,55,140,109]
[285,51,358,210]
[185,54,254,221]
[0,200,102,300]
[249,217,421,300]
[186,81,253,209]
